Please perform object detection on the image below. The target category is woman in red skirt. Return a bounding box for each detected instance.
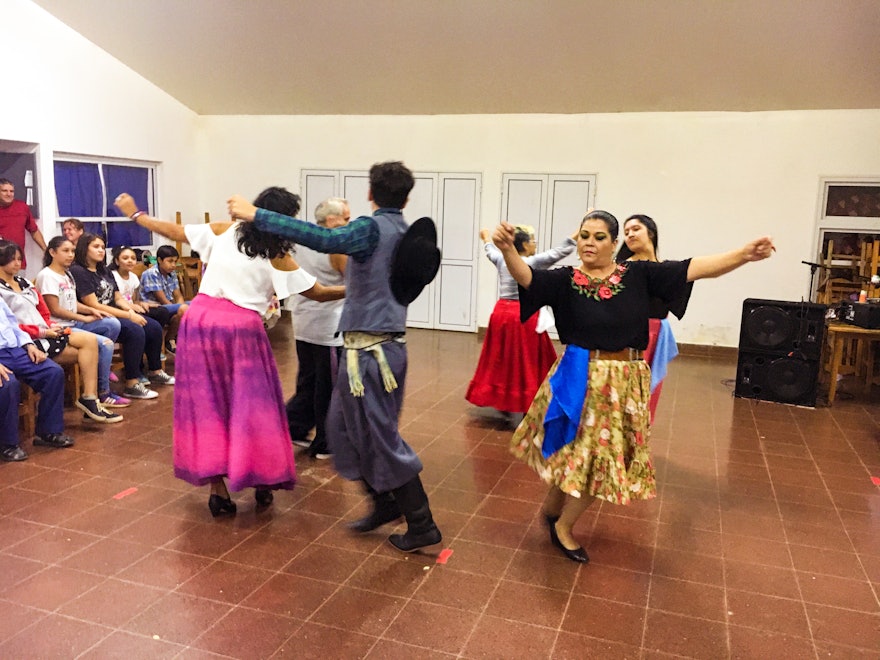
[467,225,576,419]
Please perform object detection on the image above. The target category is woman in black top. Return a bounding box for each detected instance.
[493,210,774,562]
[70,233,170,400]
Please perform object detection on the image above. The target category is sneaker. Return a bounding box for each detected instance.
[123,383,159,400]
[98,392,132,408]
[291,438,312,449]
[76,397,124,424]
[164,338,177,355]
[148,370,175,386]
[313,451,333,460]
[0,445,28,462]
[33,433,75,448]
[109,371,119,383]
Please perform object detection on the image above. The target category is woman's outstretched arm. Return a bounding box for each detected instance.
[687,236,775,282]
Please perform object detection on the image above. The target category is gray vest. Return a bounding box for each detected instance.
[338,210,408,333]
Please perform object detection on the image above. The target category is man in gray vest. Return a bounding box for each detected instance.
[287,197,350,459]
[228,162,442,553]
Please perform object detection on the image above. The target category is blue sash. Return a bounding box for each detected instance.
[649,318,678,393]
[542,345,590,459]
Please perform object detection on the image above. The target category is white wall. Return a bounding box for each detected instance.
[10,0,880,346]
[197,111,880,346]
[4,0,200,274]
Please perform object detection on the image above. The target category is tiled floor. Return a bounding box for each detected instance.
[1,322,879,659]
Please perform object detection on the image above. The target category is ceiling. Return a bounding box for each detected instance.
[32,0,880,116]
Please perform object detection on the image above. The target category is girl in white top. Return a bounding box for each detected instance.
[34,237,131,408]
[110,246,174,329]
[114,189,345,519]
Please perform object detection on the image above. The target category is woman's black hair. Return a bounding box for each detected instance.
[615,214,659,263]
[237,186,299,259]
[43,236,73,268]
[580,210,619,241]
[0,239,21,267]
[109,245,137,271]
[75,232,108,273]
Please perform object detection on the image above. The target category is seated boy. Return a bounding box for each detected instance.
[139,245,189,354]
[0,297,74,461]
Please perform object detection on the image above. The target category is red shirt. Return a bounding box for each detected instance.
[0,200,39,268]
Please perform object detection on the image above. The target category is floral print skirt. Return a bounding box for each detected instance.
[510,356,655,505]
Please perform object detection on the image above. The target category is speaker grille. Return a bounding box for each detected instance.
[744,306,794,350]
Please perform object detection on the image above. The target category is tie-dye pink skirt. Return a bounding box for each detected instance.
[173,294,296,492]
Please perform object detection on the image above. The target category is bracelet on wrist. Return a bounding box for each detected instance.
[130,211,146,221]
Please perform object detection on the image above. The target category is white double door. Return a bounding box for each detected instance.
[500,173,597,339]
[500,173,597,270]
[301,170,481,332]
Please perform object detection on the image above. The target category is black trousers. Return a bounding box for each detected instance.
[285,340,340,447]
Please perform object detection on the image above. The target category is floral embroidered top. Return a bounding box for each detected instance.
[519,259,692,351]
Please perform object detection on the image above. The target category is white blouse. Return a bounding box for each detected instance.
[185,222,316,313]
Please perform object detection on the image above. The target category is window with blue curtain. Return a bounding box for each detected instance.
[54,162,102,217]
[53,158,155,248]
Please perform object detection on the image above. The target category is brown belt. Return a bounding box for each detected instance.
[589,348,644,361]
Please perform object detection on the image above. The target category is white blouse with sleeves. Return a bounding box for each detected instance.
[185,222,316,313]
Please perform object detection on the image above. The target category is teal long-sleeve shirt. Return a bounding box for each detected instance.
[254,208,380,262]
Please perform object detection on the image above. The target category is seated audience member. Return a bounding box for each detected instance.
[139,245,189,354]
[0,240,121,423]
[0,296,75,462]
[70,233,172,399]
[35,237,130,408]
[62,218,85,246]
[111,246,172,328]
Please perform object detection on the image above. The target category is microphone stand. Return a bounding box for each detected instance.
[801,261,824,302]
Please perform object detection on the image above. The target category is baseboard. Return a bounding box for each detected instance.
[475,328,737,361]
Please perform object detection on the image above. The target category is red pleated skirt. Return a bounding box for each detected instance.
[466,299,558,413]
[644,317,663,422]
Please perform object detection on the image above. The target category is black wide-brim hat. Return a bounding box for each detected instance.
[390,216,442,305]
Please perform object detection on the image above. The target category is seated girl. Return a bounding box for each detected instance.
[0,240,122,423]
[69,233,171,400]
[34,237,130,408]
[110,246,173,328]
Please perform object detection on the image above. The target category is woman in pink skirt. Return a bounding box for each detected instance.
[115,189,344,517]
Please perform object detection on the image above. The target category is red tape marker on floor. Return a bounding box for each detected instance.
[436,548,453,564]
[113,487,138,500]
[871,476,880,487]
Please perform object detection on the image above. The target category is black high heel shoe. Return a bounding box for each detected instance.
[255,488,274,508]
[548,520,589,563]
[208,494,237,518]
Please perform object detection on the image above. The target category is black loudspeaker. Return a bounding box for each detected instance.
[735,299,827,407]
[734,351,822,406]
[737,298,827,360]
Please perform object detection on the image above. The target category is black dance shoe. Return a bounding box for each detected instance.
[255,488,274,508]
[208,494,237,518]
[549,521,589,563]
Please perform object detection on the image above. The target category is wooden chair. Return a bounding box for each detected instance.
[816,240,863,305]
[173,210,205,300]
[860,239,879,298]
[54,350,82,406]
[176,257,202,300]
[18,383,38,440]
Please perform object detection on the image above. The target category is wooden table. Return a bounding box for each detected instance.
[825,322,880,403]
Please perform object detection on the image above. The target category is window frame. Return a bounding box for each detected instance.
[53,153,158,249]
